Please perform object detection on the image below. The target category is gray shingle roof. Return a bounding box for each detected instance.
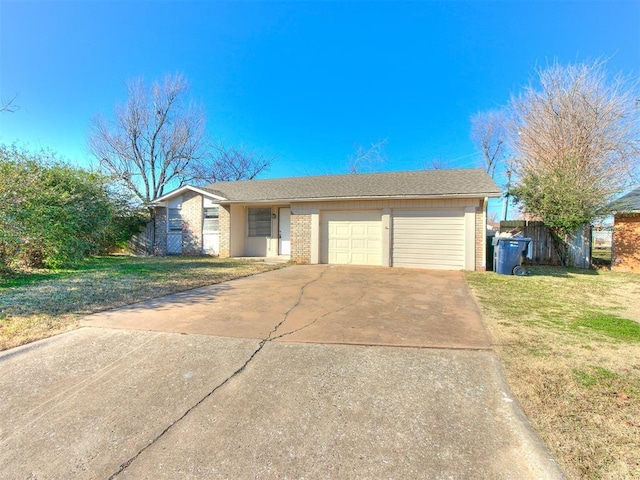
[612,187,640,213]
[202,169,501,203]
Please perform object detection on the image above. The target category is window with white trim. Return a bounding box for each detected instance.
[248,208,271,237]
[168,208,182,232]
[203,207,219,234]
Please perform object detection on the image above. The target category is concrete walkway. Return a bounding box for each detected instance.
[0,266,565,479]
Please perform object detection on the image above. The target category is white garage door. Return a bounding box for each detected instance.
[392,210,465,270]
[321,211,382,265]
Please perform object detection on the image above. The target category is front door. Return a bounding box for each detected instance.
[279,207,291,255]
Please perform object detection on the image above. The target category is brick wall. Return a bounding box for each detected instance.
[181,191,203,255]
[291,213,311,263]
[613,214,640,272]
[475,206,486,271]
[219,205,231,258]
[154,207,167,255]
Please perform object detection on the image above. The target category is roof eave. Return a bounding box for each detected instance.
[218,192,502,205]
[614,209,640,215]
[152,185,227,205]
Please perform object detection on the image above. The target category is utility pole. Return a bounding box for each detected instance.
[502,168,511,221]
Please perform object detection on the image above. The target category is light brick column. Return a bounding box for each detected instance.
[219,205,231,258]
[181,191,203,255]
[291,213,312,263]
[154,207,167,255]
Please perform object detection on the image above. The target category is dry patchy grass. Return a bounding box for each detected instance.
[466,267,640,480]
[0,256,286,351]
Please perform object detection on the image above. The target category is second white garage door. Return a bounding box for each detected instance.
[392,210,465,270]
[321,211,382,265]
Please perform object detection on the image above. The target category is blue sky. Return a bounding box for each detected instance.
[1,0,639,188]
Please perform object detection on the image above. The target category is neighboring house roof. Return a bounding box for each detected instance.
[612,187,640,214]
[198,169,501,204]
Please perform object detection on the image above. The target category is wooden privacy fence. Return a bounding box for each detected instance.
[126,220,155,255]
[499,221,592,268]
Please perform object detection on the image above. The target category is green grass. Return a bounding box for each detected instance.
[0,255,254,288]
[0,255,287,350]
[466,266,640,479]
[592,247,612,267]
[573,366,619,388]
[571,312,640,343]
[1,256,132,288]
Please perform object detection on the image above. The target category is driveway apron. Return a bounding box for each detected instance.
[0,265,565,479]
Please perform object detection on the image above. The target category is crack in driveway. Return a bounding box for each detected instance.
[272,284,367,341]
[108,266,329,479]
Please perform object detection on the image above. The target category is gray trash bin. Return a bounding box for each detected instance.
[493,237,532,275]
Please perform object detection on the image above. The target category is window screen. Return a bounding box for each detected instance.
[248,208,271,237]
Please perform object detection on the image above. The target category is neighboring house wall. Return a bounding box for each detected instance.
[613,214,640,272]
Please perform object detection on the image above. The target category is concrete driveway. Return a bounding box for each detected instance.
[0,265,565,479]
[82,265,491,349]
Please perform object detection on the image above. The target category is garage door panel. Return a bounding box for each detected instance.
[393,252,464,264]
[351,225,367,236]
[351,239,366,249]
[334,225,350,236]
[395,246,464,255]
[393,231,465,239]
[393,210,465,270]
[321,211,382,265]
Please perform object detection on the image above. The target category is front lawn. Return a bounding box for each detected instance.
[466,267,640,480]
[0,256,286,351]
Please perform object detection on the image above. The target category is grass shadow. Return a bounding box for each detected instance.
[525,265,600,278]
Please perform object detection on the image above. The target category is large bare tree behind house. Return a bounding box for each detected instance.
[89,74,205,204]
[347,139,388,173]
[470,109,508,179]
[188,143,273,185]
[509,60,640,265]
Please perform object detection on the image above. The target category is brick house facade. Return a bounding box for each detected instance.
[152,169,500,271]
[612,187,640,272]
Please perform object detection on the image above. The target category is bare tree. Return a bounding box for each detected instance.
[347,139,387,173]
[188,143,273,184]
[0,94,19,113]
[89,74,205,204]
[509,60,640,265]
[423,156,449,170]
[470,109,507,178]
